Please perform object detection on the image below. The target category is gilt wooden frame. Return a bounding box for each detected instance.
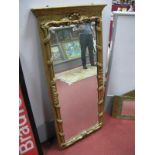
[32,4,106,149]
[112,90,135,120]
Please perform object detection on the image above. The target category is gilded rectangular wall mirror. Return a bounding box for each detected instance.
[112,90,135,120]
[32,4,106,149]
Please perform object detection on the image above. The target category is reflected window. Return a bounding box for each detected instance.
[63,29,71,41]
[57,30,64,41]
[50,33,57,45]
[51,46,64,63]
[71,30,79,39]
[57,29,71,42]
[62,41,81,59]
[50,22,97,64]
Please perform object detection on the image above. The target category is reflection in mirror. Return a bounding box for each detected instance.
[49,22,98,140]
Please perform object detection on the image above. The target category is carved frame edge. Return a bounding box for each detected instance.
[32,5,105,149]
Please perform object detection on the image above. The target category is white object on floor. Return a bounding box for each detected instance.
[55,65,97,85]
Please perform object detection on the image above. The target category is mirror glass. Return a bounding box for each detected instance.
[49,22,98,140]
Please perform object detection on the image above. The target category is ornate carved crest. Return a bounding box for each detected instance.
[41,13,100,29]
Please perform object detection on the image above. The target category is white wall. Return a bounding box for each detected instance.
[107,12,135,96]
[102,0,112,77]
[19,0,112,142]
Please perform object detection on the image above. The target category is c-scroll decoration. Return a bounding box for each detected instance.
[41,13,100,29]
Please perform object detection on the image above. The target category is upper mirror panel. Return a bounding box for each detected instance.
[49,22,98,140]
[49,21,96,68]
